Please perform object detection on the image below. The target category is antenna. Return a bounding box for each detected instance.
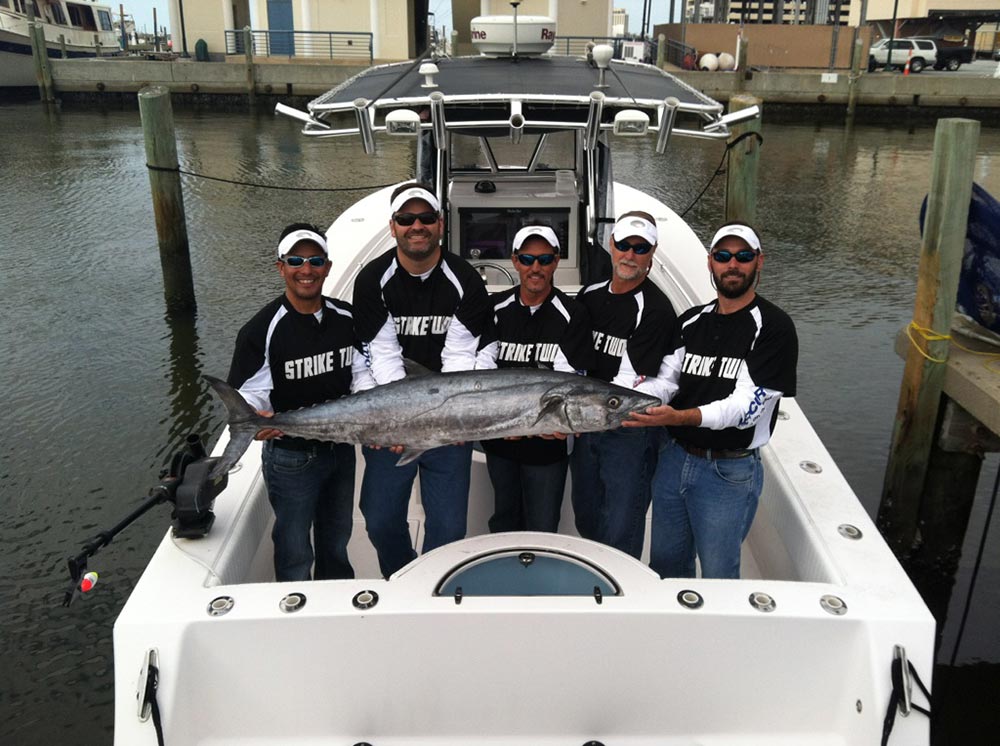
[510,1,521,57]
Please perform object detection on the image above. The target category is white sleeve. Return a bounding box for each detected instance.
[359,316,407,388]
[698,362,784,430]
[611,346,682,404]
[237,364,273,412]
[441,318,480,372]
[475,340,499,370]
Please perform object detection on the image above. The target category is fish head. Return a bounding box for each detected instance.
[543,381,661,432]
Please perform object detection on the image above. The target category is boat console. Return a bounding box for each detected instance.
[448,170,580,286]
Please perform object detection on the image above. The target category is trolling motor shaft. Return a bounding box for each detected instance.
[62,434,227,606]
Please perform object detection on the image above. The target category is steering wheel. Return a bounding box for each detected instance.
[476,262,516,285]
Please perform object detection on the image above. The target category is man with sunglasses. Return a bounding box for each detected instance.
[227,223,367,582]
[572,211,680,559]
[352,183,490,578]
[475,226,595,534]
[624,221,798,579]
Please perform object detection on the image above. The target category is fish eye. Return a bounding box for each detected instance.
[607,396,622,409]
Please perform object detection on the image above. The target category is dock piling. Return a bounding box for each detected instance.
[846,38,863,124]
[877,118,981,559]
[138,86,197,314]
[244,27,256,105]
[725,94,762,226]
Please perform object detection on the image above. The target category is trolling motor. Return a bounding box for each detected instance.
[63,434,227,606]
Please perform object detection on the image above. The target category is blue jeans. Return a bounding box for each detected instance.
[262,440,355,582]
[486,453,567,533]
[570,428,655,559]
[360,443,472,578]
[650,437,763,579]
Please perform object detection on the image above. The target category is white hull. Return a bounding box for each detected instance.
[112,183,934,745]
[0,6,118,88]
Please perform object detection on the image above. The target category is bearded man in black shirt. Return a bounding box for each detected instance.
[625,221,798,579]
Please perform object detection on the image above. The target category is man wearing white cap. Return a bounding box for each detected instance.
[475,225,595,533]
[227,223,368,581]
[352,182,490,578]
[625,220,798,579]
[573,211,680,559]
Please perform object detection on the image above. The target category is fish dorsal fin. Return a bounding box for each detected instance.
[403,358,434,377]
[395,448,426,466]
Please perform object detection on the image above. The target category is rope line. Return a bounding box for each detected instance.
[906,321,1000,371]
[679,131,763,219]
[145,163,397,193]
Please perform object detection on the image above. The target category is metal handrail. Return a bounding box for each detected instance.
[224,29,373,64]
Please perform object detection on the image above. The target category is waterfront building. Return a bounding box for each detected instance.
[612,6,628,35]
[163,1,426,61]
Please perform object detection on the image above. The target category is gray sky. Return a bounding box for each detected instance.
[123,1,679,37]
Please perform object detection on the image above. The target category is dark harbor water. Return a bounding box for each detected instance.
[1,101,999,745]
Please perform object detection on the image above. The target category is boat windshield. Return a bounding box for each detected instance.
[451,131,576,173]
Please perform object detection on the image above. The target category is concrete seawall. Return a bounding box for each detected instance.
[38,58,1000,116]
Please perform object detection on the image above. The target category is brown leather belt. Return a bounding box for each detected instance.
[677,441,754,460]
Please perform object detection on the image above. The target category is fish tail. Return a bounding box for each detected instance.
[204,375,260,480]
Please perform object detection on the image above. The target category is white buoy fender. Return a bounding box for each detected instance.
[699,53,719,72]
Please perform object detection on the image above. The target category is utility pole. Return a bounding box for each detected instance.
[178,0,190,58]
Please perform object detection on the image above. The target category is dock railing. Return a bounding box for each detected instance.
[225,29,373,64]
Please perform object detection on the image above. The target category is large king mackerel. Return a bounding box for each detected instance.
[205,370,660,478]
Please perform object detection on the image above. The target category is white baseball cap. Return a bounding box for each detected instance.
[277,228,328,258]
[512,225,560,252]
[612,215,658,245]
[709,223,762,253]
[390,185,441,214]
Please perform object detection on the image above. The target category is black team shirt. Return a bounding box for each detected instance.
[227,295,361,443]
[476,286,596,464]
[665,294,798,450]
[352,247,489,385]
[577,277,679,402]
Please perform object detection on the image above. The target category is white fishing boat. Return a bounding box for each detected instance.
[103,17,934,745]
[0,0,118,89]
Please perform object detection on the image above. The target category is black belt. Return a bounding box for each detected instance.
[677,441,754,460]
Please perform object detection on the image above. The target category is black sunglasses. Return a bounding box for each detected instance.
[393,211,439,226]
[281,256,327,268]
[612,238,654,255]
[711,249,759,264]
[515,253,557,266]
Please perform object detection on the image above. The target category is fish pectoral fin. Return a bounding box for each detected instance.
[531,393,567,427]
[395,448,426,466]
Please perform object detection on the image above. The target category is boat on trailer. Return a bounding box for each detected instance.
[111,19,934,745]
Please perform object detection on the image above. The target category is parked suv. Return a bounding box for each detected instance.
[868,38,974,72]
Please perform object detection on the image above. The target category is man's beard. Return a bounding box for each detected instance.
[714,266,757,299]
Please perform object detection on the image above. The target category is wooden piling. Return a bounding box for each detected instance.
[34,25,55,102]
[138,86,197,313]
[656,33,666,69]
[846,38,863,124]
[735,33,748,93]
[243,27,256,105]
[27,19,47,102]
[877,118,981,558]
[725,94,762,226]
[59,34,67,59]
